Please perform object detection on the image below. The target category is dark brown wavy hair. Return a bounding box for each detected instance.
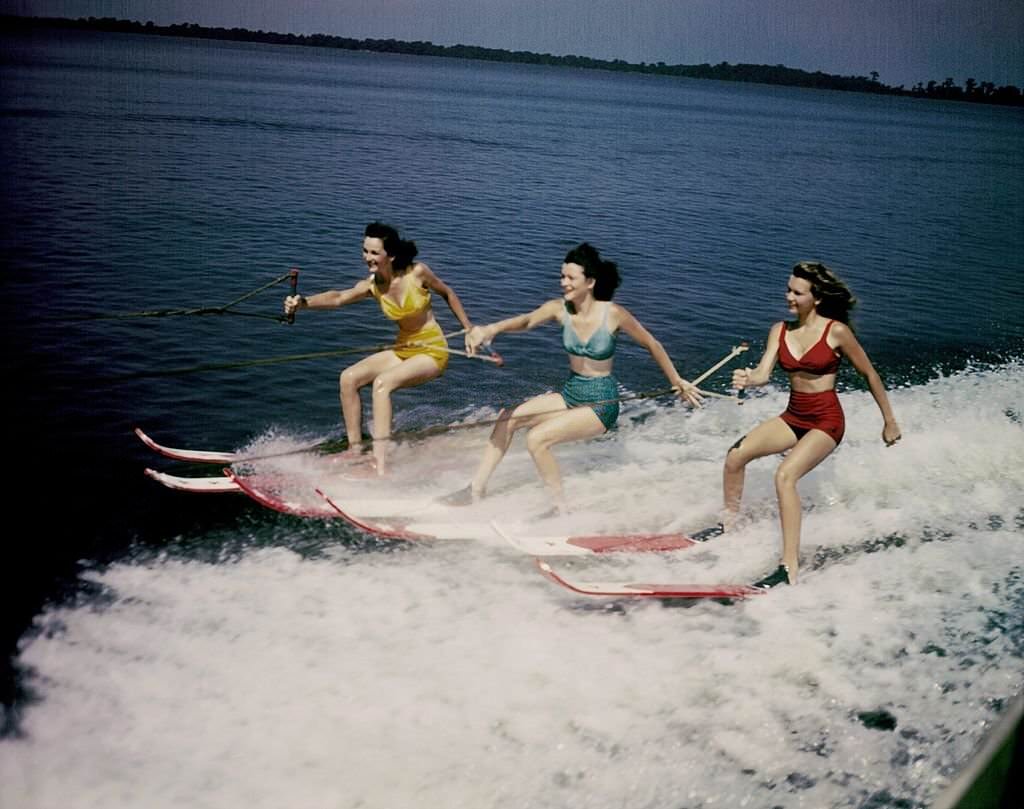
[565,242,621,301]
[792,261,857,324]
[364,222,418,272]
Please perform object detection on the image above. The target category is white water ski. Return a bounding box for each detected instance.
[315,489,494,541]
[490,521,701,556]
[142,468,402,519]
[143,468,241,493]
[223,472,447,521]
[142,458,430,522]
[135,428,239,464]
[144,467,723,553]
[134,426,354,468]
[535,560,766,600]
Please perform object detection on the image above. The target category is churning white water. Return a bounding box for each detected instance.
[3,362,1022,809]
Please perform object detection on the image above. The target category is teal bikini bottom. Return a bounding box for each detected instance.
[560,373,619,431]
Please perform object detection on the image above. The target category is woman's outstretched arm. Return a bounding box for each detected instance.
[613,304,703,407]
[285,278,372,315]
[465,299,563,353]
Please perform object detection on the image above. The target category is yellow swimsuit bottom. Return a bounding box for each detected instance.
[394,320,449,371]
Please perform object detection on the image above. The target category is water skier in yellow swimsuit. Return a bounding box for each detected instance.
[284,222,474,470]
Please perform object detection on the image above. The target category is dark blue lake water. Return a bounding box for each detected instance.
[2,29,1022,808]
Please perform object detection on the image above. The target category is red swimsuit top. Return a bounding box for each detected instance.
[778,320,841,375]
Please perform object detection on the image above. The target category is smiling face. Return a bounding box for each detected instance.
[362,237,393,275]
[785,275,819,317]
[559,262,595,303]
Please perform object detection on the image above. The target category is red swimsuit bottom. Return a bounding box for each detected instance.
[780,389,845,445]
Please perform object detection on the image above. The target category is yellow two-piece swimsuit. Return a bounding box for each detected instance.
[368,275,449,371]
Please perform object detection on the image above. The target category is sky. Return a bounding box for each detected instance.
[2,0,1023,89]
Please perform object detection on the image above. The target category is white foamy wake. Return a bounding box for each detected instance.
[3,362,1022,808]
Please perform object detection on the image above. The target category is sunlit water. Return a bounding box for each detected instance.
[2,27,1022,809]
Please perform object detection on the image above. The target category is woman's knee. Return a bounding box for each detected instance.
[525,428,552,457]
[724,438,749,473]
[371,375,396,399]
[340,367,363,395]
[774,463,798,491]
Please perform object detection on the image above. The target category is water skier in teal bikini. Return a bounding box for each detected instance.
[456,243,703,509]
[724,262,902,587]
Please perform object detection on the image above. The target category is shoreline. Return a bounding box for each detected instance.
[3,13,1022,107]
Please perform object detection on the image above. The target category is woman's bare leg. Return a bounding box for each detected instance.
[339,351,403,447]
[470,392,568,496]
[367,354,444,473]
[773,430,836,582]
[524,407,605,506]
[723,417,797,527]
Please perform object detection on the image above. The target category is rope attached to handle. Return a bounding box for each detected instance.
[57,270,299,323]
[213,342,750,462]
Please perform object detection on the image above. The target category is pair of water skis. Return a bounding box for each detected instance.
[136,427,768,601]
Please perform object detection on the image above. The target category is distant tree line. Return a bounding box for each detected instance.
[5,14,1022,107]
[905,77,1022,105]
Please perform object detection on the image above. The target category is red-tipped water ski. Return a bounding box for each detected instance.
[535,560,766,600]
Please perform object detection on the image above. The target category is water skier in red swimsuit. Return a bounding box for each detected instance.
[724,262,902,587]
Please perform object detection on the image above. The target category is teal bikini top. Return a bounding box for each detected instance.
[562,302,617,361]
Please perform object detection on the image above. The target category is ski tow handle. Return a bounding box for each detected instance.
[432,328,504,367]
[690,341,749,388]
[405,331,505,367]
[285,268,299,324]
[454,346,504,366]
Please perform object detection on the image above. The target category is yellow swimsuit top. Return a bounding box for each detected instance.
[368,274,432,321]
